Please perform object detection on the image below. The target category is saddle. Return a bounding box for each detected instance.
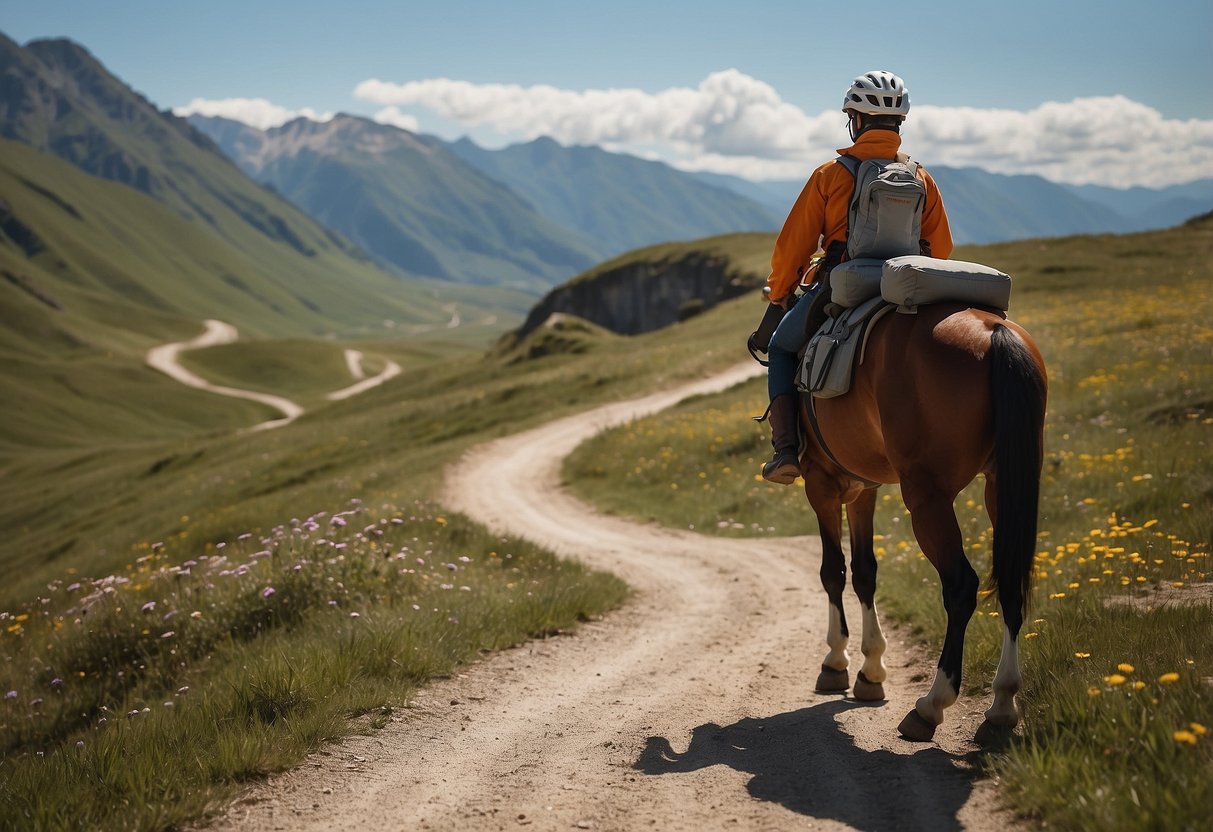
[796,255,1012,400]
[797,296,894,399]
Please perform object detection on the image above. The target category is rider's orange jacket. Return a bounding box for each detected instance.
[766,129,953,303]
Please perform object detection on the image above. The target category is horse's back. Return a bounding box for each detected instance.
[816,304,1040,489]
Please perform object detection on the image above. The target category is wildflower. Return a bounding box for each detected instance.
[1105,674,1127,686]
[1117,663,1135,673]
[76,741,84,750]
[262,587,276,599]
[350,612,361,619]
[1191,723,1207,735]
[30,698,43,707]
[141,601,156,613]
[190,611,202,619]
[1158,672,1181,684]
[161,631,175,639]
[177,686,189,695]
[5,690,17,700]
[1132,681,1147,691]
[1087,687,1101,697]
[50,678,63,689]
[1075,652,1091,659]
[1174,730,1198,745]
[331,516,347,528]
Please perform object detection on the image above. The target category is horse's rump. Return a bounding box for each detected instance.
[809,304,1041,492]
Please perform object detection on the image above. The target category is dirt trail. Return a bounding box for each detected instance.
[146,320,402,427]
[210,364,1012,832]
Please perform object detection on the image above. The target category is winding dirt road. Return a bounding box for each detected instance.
[146,320,402,429]
[210,364,1014,832]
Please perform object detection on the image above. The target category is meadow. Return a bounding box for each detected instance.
[564,217,1213,830]
[0,271,766,830]
[2,216,1209,830]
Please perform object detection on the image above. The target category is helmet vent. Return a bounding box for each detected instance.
[883,96,893,107]
[866,94,880,106]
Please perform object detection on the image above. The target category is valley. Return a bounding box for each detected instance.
[0,27,1210,832]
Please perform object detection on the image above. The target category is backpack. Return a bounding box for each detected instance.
[836,153,926,261]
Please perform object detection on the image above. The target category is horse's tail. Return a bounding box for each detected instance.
[989,324,1046,636]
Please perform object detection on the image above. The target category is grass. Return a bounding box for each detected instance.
[0,502,626,829]
[0,235,771,830]
[4,214,1209,829]
[562,219,1213,831]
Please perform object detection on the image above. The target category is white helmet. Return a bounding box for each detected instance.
[842,71,910,116]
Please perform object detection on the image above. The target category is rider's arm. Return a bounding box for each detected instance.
[920,168,954,260]
[767,164,830,304]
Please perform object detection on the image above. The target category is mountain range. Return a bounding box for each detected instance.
[189,113,1213,279]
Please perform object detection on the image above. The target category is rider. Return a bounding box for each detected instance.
[760,70,954,484]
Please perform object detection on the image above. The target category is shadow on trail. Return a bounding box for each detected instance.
[635,700,979,831]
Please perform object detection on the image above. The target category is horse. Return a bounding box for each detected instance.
[794,301,1047,741]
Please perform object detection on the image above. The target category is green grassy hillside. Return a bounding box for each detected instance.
[564,216,1213,831]
[2,214,1209,829]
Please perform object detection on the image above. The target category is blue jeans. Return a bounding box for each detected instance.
[767,285,821,400]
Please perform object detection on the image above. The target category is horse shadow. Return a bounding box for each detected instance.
[634,700,979,831]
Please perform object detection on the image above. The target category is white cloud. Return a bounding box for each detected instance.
[353,72,1213,187]
[173,97,334,130]
[370,106,420,133]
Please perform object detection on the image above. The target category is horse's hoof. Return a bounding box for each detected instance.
[815,666,850,694]
[852,671,885,701]
[974,718,1016,747]
[897,708,937,742]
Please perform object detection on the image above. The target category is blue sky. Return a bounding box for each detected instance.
[6,1,1213,186]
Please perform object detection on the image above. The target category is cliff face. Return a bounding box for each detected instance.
[515,250,763,338]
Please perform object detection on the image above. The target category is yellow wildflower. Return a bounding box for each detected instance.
[1158,672,1181,684]
[1117,663,1135,673]
[1075,652,1091,659]
[1191,723,1207,736]
[1104,674,1127,686]
[1173,730,1198,745]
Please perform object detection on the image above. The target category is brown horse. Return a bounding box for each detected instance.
[796,302,1046,741]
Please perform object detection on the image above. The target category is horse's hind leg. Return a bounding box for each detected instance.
[805,475,850,693]
[983,473,1022,728]
[898,480,979,741]
[847,487,887,700]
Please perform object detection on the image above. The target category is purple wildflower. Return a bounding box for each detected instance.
[141,601,156,613]
[262,587,276,599]
[6,690,17,700]
[50,678,63,689]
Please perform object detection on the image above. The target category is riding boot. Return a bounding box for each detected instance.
[762,394,801,484]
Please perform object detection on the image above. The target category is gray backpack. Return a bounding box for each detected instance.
[837,153,926,260]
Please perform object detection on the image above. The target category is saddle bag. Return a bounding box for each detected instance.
[882,256,1012,313]
[829,258,885,308]
[797,296,891,399]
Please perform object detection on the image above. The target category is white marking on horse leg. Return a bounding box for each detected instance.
[985,625,1022,726]
[859,604,888,683]
[915,668,959,727]
[824,603,849,671]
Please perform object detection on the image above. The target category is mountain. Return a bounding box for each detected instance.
[187,114,600,291]
[1061,179,1213,230]
[698,164,1149,244]
[0,34,486,338]
[926,166,1136,243]
[448,136,780,257]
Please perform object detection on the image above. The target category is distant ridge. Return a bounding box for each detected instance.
[189,114,600,291]
[448,136,780,257]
